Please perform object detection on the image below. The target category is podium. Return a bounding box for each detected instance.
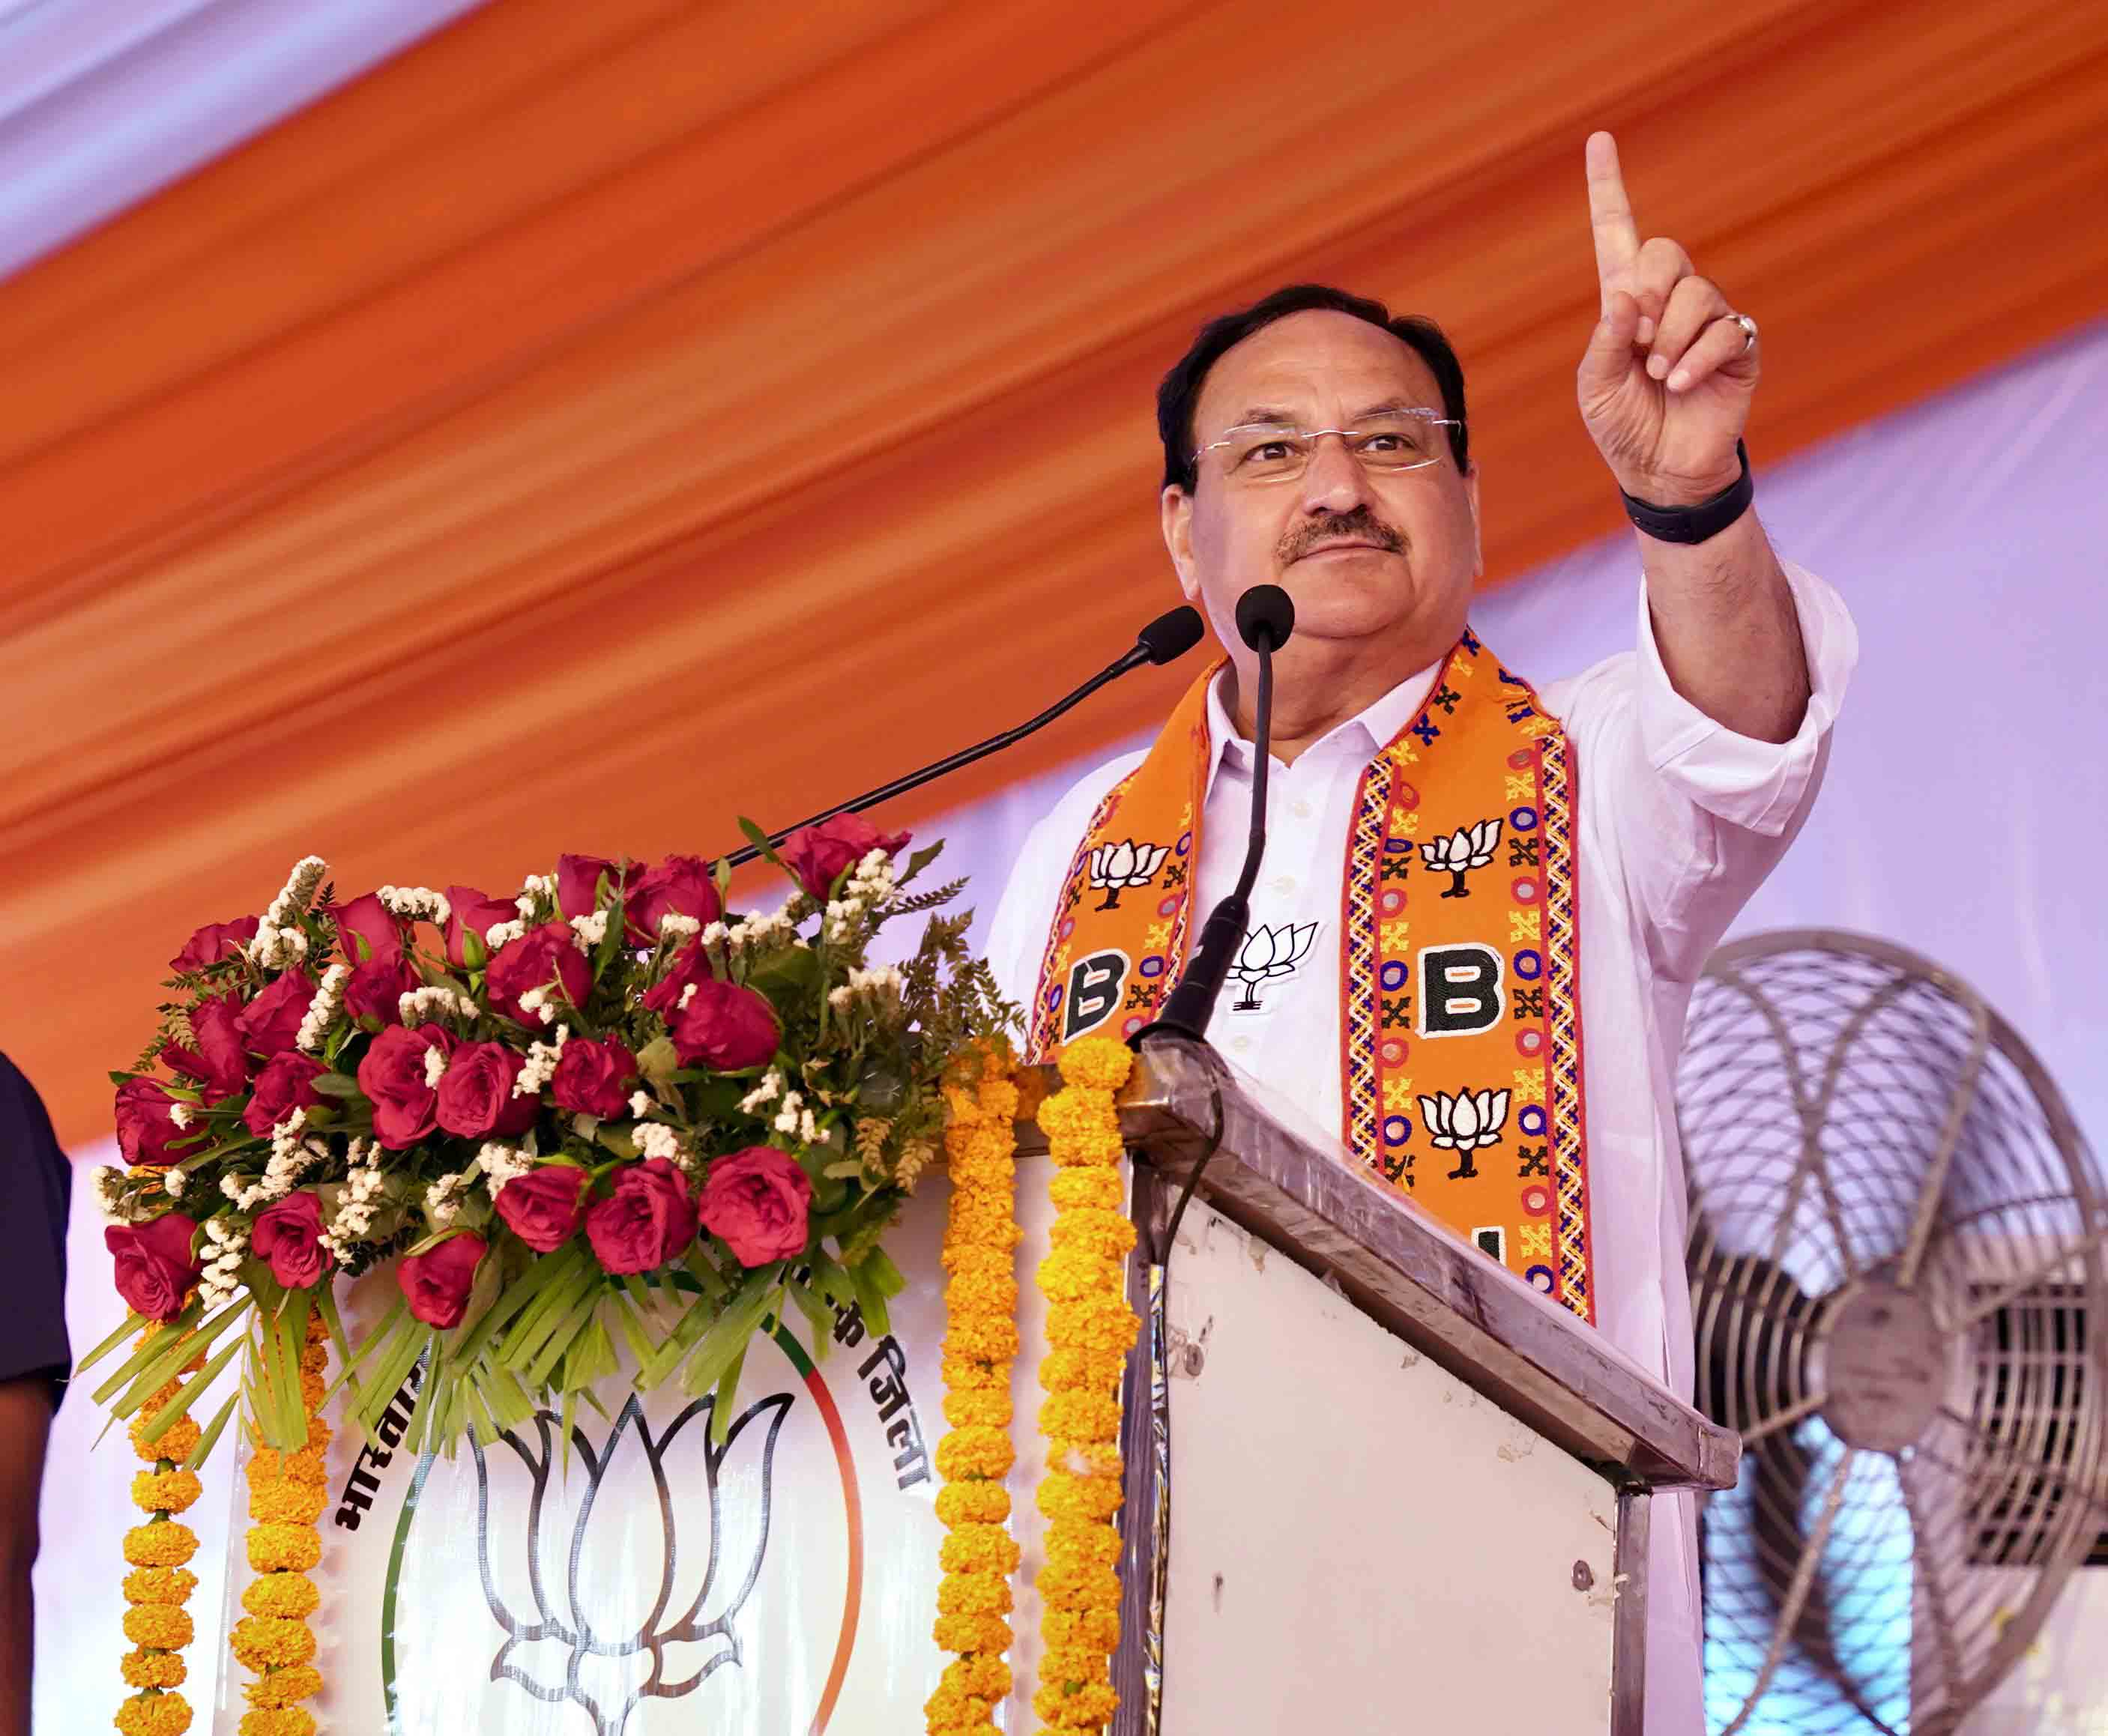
[233,1035,1733,1735]
[1030,1034,1740,1736]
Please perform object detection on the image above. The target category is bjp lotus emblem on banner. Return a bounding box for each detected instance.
[468,1392,794,1736]
[1087,839,1170,910]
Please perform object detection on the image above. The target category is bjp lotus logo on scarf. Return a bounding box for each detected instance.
[1087,839,1171,910]
[1418,1086,1511,1180]
[470,1390,794,1736]
[1227,921,1320,1012]
[1419,818,1504,898]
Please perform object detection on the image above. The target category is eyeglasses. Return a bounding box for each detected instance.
[1195,408,1461,484]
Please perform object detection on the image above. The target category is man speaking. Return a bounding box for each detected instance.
[987,133,1857,1728]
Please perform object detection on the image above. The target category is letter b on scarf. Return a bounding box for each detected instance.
[1063,950,1131,1041]
[1419,945,1504,1037]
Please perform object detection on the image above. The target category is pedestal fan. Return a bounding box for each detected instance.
[1679,930,2107,1734]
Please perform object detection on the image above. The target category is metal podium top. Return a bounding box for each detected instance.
[1015,1035,1739,1493]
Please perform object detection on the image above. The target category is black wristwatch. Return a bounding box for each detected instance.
[1619,441,1754,545]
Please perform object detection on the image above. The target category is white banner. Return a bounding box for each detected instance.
[212,1185,952,1735]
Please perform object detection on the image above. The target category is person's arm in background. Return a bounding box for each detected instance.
[0,1381,50,1736]
[0,1053,73,1735]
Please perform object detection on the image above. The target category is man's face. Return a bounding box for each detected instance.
[1162,309,1482,665]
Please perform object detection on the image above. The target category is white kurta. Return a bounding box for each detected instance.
[985,560,1859,1734]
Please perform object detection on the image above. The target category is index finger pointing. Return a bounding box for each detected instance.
[1586,130,1640,311]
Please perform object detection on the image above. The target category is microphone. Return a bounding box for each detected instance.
[725,605,1206,868]
[1138,584,1294,1042]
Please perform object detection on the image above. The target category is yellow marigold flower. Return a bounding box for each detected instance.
[297,1372,327,1412]
[1049,1208,1138,1261]
[1057,1035,1132,1092]
[1048,1440,1123,1481]
[131,1469,203,1514]
[1037,1472,1124,1525]
[940,1387,1011,1430]
[231,1615,317,1671]
[130,1412,203,1463]
[935,1480,1010,1527]
[943,1271,1018,1316]
[244,1444,328,1487]
[298,1340,327,1375]
[941,1652,1013,1700]
[1036,1558,1120,1612]
[942,1315,1020,1364]
[1039,1642,1112,1689]
[922,1685,995,1730]
[940,1241,1016,1283]
[122,1566,198,1608]
[1036,1249,1124,1305]
[942,1195,1021,1250]
[241,1665,322,1709]
[938,1353,1005,1393]
[1044,1516,1121,1568]
[121,1649,188,1690]
[1048,1167,1124,1212]
[247,1481,327,1526]
[1043,1606,1121,1653]
[1039,1347,1128,1394]
[124,1523,199,1568]
[939,1523,1021,1577]
[114,1690,193,1736]
[931,1611,1012,1655]
[1045,1299,1140,1356]
[1038,1389,1121,1445]
[241,1574,319,1621]
[1033,1678,1120,1728]
[934,1427,1014,1482]
[238,1707,316,1736]
[935,1570,1013,1618]
[122,1603,193,1651]
[246,1524,321,1575]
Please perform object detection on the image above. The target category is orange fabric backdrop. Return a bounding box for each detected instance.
[4,0,2107,1144]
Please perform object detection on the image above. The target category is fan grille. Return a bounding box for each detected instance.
[1679,932,2107,1735]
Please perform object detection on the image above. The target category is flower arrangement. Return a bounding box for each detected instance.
[79,815,1011,1477]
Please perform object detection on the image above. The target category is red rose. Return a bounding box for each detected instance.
[585,1158,698,1275]
[557,853,633,922]
[667,980,779,1071]
[235,969,315,1062]
[115,1077,190,1168]
[444,885,517,967]
[356,1023,456,1150]
[251,1191,333,1289]
[494,1166,590,1253]
[169,916,259,976]
[779,814,909,901]
[163,991,252,1101]
[640,940,710,1019]
[698,1145,813,1267]
[485,923,591,1026]
[626,854,722,945]
[243,1052,327,1138]
[330,892,408,967]
[436,1041,540,1140]
[106,1215,201,1322]
[397,1234,485,1328]
[549,1038,638,1119]
[342,955,419,1029]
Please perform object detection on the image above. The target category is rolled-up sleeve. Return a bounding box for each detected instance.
[1558,560,1858,984]
[1631,558,1858,838]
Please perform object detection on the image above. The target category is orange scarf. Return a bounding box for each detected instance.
[1027,629,1595,1322]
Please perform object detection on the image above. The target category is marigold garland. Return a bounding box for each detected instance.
[926,1044,1024,1736]
[116,1325,207,1736]
[232,1314,330,1736]
[1031,1035,1136,1733]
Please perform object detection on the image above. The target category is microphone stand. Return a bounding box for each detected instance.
[723,608,1201,869]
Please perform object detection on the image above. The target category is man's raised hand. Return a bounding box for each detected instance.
[1576,130,1758,507]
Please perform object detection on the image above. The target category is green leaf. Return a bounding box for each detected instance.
[463,930,489,971]
[312,1073,362,1098]
[594,1124,639,1161]
[850,1257,892,1340]
[709,1347,747,1445]
[635,1036,680,1086]
[139,1330,245,1447]
[735,817,790,875]
[183,1389,242,1470]
[75,1307,160,1379]
[897,841,944,889]
[748,946,820,1001]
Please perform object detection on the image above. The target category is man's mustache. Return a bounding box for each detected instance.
[1278,508,1405,564]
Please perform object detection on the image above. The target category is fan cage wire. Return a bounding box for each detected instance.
[1678,931,2107,1735]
